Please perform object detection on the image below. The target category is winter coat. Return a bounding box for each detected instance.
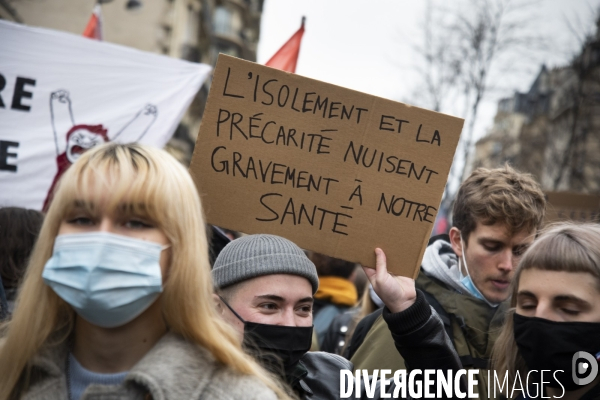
[14,332,278,400]
[289,289,464,399]
[319,308,357,356]
[348,235,509,400]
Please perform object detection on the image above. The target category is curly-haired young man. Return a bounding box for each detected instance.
[349,165,546,400]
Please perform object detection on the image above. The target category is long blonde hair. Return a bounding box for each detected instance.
[339,281,379,356]
[491,222,600,398]
[0,143,291,399]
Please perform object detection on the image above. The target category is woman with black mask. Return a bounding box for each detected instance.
[213,234,464,399]
[491,223,600,400]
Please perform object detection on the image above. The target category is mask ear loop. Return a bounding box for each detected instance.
[459,235,472,280]
[217,294,246,323]
[460,235,499,308]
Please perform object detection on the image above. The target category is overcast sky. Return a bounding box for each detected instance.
[257,0,600,143]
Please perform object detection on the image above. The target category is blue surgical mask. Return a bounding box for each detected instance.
[459,236,499,308]
[42,232,168,328]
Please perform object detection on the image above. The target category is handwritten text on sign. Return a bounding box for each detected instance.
[189,55,464,277]
[545,192,600,223]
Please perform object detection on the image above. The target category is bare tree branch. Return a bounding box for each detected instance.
[409,0,549,216]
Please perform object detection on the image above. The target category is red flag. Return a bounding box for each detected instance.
[83,4,103,40]
[265,17,305,73]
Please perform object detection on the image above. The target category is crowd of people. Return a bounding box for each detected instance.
[0,142,598,400]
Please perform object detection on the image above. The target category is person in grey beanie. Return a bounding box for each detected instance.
[213,234,465,400]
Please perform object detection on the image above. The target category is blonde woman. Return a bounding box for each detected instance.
[0,143,289,400]
[491,223,600,400]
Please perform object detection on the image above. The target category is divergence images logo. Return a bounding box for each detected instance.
[572,351,599,386]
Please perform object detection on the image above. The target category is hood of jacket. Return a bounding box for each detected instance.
[417,235,509,358]
[420,237,468,295]
[417,271,508,358]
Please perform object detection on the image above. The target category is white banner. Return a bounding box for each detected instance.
[0,21,212,210]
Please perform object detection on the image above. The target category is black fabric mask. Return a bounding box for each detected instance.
[218,295,313,381]
[513,313,600,392]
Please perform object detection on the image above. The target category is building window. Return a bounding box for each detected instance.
[214,6,234,36]
[214,5,243,38]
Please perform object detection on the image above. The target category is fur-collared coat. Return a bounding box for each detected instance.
[17,332,278,400]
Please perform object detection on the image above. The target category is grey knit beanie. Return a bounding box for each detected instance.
[212,234,319,294]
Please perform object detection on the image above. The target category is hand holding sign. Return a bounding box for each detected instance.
[363,248,417,313]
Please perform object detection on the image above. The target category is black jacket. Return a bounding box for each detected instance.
[290,289,464,399]
[320,308,358,356]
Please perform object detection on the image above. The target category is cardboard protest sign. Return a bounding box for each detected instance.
[545,192,600,224]
[189,55,463,277]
